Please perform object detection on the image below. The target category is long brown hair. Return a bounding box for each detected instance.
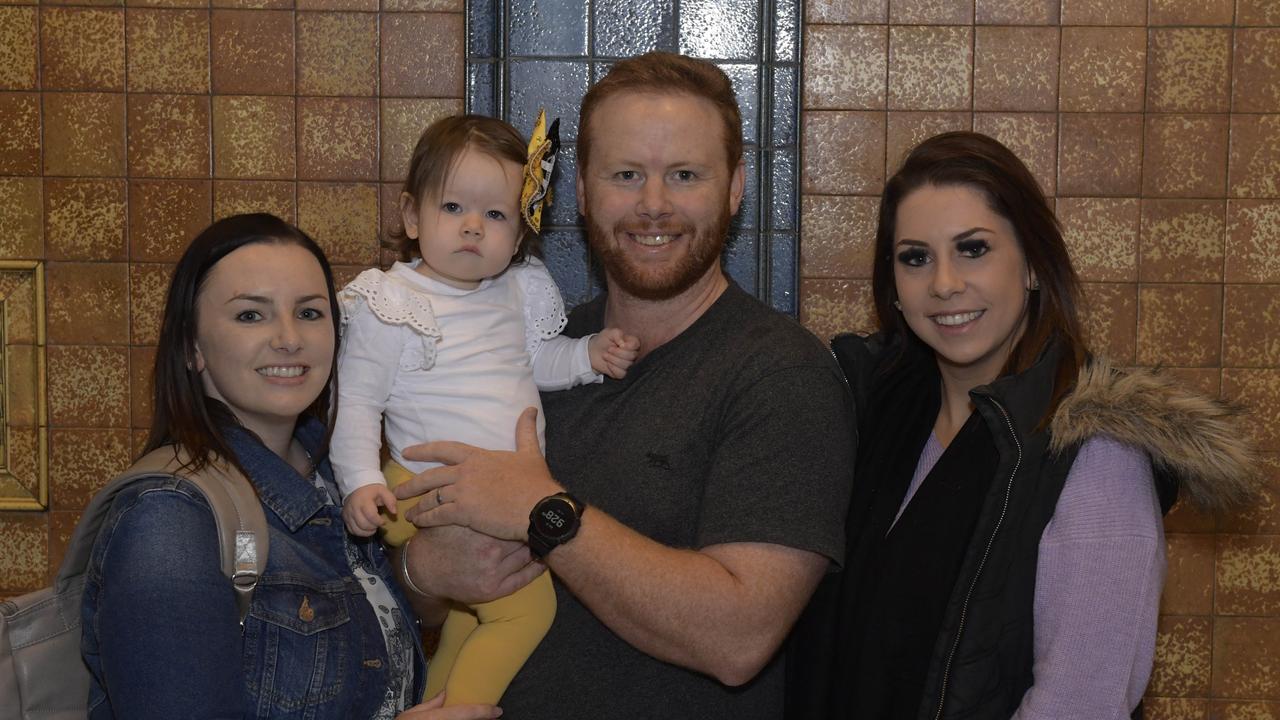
[145,213,341,471]
[872,131,1087,423]
[389,114,539,264]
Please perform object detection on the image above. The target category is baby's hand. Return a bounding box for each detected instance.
[589,327,641,379]
[342,484,399,537]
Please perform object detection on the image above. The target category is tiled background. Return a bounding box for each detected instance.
[1,0,1278,713]
[0,0,467,595]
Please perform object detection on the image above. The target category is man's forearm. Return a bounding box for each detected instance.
[393,409,834,684]
[546,506,828,686]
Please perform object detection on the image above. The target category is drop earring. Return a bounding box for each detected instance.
[893,300,902,310]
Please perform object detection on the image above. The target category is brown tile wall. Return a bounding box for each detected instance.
[0,0,462,592]
[2,0,1278,710]
[799,0,1280,713]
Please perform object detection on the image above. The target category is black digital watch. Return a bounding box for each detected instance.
[527,492,587,559]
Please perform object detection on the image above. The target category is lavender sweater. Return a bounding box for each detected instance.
[898,434,1166,718]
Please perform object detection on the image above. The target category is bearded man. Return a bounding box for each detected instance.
[396,52,853,719]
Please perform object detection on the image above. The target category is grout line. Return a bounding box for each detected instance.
[118,6,132,267]
[205,4,215,210]
[1135,0,1152,313]
[881,20,889,180]
[968,0,975,119]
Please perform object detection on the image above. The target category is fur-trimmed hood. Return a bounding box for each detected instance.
[1049,359,1261,513]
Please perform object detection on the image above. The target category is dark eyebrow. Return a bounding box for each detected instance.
[896,227,994,247]
[952,227,993,242]
[896,227,996,247]
[225,294,327,305]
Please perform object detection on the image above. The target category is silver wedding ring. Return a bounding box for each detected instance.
[435,488,443,507]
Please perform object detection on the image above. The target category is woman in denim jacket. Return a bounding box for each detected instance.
[79,214,502,720]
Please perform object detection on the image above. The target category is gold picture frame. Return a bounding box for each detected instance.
[0,260,48,511]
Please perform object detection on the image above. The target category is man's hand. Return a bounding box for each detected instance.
[396,407,562,541]
[589,328,641,379]
[403,524,542,608]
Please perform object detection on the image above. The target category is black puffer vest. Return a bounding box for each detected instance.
[787,334,1146,720]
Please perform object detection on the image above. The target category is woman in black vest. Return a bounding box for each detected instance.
[787,132,1257,720]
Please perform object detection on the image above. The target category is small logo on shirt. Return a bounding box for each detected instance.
[646,452,672,471]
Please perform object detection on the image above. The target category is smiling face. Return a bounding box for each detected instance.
[401,146,524,289]
[893,183,1035,386]
[193,242,335,440]
[577,91,745,301]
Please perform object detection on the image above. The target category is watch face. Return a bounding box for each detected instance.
[532,497,575,539]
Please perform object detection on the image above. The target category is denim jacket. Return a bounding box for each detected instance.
[81,420,427,719]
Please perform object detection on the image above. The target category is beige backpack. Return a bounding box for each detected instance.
[0,447,268,720]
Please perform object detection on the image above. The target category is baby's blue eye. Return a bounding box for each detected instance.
[442,202,461,213]
[487,210,507,220]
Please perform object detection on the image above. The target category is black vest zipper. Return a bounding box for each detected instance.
[932,396,1021,720]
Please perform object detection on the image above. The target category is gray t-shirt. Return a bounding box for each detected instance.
[499,282,854,719]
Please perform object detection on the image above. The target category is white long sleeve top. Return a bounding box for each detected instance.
[331,258,600,497]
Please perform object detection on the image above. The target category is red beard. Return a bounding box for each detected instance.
[586,205,732,301]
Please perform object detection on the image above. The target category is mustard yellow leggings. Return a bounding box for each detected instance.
[382,460,556,706]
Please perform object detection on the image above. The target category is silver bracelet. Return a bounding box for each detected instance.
[399,535,430,598]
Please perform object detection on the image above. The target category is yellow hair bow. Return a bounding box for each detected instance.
[521,109,561,234]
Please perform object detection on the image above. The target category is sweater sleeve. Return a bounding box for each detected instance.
[1011,435,1166,720]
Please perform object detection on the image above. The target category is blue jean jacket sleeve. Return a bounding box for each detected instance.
[83,420,425,719]
[82,480,245,719]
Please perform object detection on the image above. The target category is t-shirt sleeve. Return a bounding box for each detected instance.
[694,362,854,566]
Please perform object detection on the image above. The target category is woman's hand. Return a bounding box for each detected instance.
[395,691,502,719]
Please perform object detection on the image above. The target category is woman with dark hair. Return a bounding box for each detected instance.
[78,213,500,719]
[787,133,1256,719]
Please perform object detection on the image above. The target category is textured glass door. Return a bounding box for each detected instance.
[467,0,801,315]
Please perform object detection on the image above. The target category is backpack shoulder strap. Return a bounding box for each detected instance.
[54,446,269,625]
